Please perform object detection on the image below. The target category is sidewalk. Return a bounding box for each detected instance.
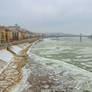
[0,37,39,50]
[0,43,33,92]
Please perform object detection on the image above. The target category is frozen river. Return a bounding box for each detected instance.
[28,37,92,92]
[32,37,92,72]
[12,37,92,92]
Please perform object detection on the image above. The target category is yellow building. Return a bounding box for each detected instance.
[0,26,32,45]
[0,27,11,44]
[0,27,6,43]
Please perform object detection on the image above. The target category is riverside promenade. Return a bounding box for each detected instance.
[0,38,39,49]
[0,38,38,92]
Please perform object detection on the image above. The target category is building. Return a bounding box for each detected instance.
[0,25,37,46]
[7,26,20,41]
[7,26,32,41]
[0,27,11,44]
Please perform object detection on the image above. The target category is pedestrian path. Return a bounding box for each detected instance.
[0,43,33,92]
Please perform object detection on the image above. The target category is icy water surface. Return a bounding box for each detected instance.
[31,37,92,72]
[25,37,92,92]
[13,37,92,92]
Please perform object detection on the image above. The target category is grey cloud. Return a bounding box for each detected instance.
[0,0,92,34]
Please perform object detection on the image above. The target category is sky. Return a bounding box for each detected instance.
[0,0,92,34]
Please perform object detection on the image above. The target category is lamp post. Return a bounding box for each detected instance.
[80,33,82,42]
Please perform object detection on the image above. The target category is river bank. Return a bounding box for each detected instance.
[1,37,92,92]
[0,39,38,92]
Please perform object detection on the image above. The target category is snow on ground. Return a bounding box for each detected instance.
[11,43,30,54]
[0,44,28,63]
[0,43,30,70]
[10,68,31,92]
[18,43,30,49]
[0,43,30,63]
[0,49,14,62]
[10,45,22,54]
[0,59,7,69]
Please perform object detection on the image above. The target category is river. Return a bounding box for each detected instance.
[12,37,92,92]
[32,37,92,72]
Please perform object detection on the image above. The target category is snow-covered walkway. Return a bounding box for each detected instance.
[0,42,33,92]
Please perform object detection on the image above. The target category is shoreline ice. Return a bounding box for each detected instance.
[10,40,92,92]
[1,38,92,92]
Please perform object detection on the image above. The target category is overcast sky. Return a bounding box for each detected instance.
[0,0,92,34]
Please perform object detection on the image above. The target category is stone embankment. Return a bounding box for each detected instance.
[0,43,33,92]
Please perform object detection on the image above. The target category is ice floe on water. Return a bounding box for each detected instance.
[25,37,92,92]
[10,38,92,92]
[16,53,92,92]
